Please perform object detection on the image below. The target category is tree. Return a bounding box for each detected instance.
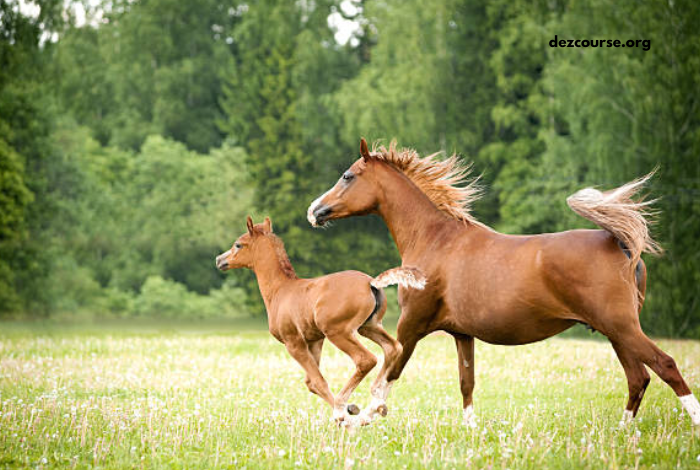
[541,0,700,336]
[53,0,236,152]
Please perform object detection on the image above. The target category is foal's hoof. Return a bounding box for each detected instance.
[347,404,360,415]
[376,404,388,417]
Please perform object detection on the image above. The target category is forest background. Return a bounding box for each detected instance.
[1,0,699,337]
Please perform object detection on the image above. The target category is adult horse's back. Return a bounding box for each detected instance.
[307,138,700,430]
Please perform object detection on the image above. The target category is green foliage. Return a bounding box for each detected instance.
[1,0,699,334]
[135,276,247,319]
[52,0,235,152]
[0,137,33,310]
[540,0,700,336]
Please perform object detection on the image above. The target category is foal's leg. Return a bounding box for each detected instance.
[611,341,650,425]
[455,335,476,428]
[612,329,699,428]
[284,341,335,409]
[366,323,429,419]
[357,322,402,421]
[326,332,377,425]
[309,338,324,366]
[304,339,326,397]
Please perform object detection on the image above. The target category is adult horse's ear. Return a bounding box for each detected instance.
[246,216,254,235]
[360,138,371,161]
[263,216,273,233]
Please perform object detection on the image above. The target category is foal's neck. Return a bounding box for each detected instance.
[375,163,474,259]
[251,238,297,312]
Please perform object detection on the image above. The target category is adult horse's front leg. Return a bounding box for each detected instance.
[455,335,476,428]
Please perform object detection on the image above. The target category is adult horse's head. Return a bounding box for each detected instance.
[307,138,379,227]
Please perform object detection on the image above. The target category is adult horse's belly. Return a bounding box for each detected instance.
[441,297,578,345]
[470,315,577,345]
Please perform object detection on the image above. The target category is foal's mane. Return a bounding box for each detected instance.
[269,235,297,279]
[253,226,297,279]
[371,141,488,228]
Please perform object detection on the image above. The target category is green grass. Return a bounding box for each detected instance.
[0,321,699,469]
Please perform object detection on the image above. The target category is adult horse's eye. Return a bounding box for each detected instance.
[234,243,242,249]
[342,172,354,181]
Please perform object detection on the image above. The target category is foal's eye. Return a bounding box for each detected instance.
[342,172,354,181]
[234,243,242,249]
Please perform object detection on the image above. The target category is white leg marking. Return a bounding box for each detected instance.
[679,394,700,426]
[619,409,634,428]
[333,404,355,428]
[372,379,393,401]
[358,380,394,425]
[463,404,477,428]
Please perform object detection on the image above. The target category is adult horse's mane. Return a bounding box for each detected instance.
[370,141,489,228]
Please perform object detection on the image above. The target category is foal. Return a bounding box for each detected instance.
[215,216,426,425]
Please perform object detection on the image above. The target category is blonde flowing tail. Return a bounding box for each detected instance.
[566,171,662,265]
[371,267,427,290]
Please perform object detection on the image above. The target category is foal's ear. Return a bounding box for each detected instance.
[263,216,273,233]
[360,138,371,161]
[246,215,255,235]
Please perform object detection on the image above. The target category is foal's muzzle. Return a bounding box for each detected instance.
[215,251,231,271]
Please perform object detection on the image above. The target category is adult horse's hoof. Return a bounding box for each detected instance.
[347,404,360,415]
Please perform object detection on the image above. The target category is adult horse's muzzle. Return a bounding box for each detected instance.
[311,205,332,227]
[215,251,231,271]
[307,196,333,227]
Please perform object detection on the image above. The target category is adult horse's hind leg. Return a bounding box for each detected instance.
[611,341,650,424]
[455,335,476,428]
[612,328,699,427]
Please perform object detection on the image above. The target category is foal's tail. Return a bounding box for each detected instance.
[371,267,427,290]
[566,170,662,265]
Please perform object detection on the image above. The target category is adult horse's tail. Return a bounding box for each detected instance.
[566,171,662,266]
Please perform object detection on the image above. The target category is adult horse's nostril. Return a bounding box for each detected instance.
[313,205,332,225]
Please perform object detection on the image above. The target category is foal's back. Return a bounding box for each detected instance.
[273,271,379,341]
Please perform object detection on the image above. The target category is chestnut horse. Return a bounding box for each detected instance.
[307,139,700,430]
[216,216,426,426]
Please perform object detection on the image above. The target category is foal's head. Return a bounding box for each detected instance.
[307,138,381,227]
[216,216,273,271]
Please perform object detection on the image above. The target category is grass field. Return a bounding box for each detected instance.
[0,320,699,469]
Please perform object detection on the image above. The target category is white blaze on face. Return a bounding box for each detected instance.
[307,190,331,227]
[680,394,700,426]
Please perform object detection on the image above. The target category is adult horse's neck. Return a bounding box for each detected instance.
[374,162,467,259]
[251,240,296,313]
